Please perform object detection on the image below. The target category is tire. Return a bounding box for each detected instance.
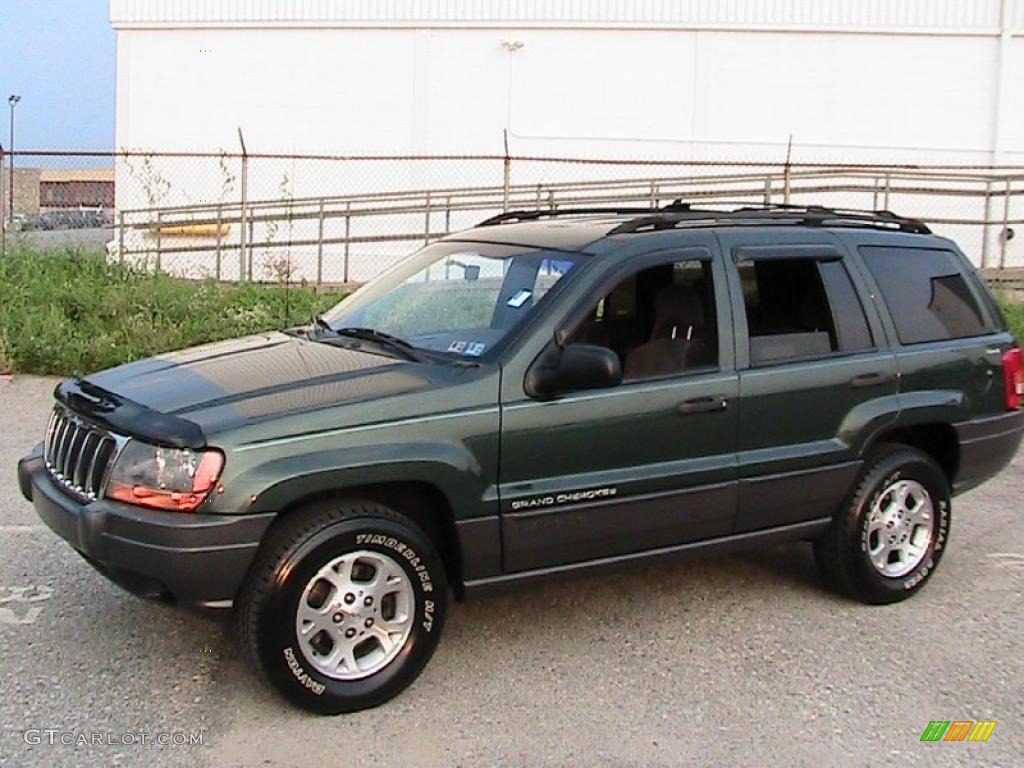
[814,444,951,605]
[235,499,448,714]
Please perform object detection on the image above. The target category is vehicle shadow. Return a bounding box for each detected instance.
[445,540,842,646]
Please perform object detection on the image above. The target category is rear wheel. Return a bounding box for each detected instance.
[236,499,448,714]
[814,444,951,604]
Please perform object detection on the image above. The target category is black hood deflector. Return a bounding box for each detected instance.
[55,378,206,450]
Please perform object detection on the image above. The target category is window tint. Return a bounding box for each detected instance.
[569,259,718,381]
[859,247,989,344]
[819,261,874,352]
[739,257,872,365]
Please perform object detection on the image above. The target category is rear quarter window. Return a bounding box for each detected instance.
[859,246,993,344]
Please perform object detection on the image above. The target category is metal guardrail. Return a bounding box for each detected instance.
[111,165,1024,283]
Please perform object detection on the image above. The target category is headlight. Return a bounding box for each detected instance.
[106,441,224,512]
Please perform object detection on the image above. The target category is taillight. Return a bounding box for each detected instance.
[1003,347,1023,411]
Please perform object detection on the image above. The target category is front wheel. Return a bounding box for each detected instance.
[814,445,951,604]
[236,500,448,714]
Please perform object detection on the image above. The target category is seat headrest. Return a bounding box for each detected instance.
[652,283,704,339]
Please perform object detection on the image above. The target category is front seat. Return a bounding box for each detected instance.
[623,283,705,380]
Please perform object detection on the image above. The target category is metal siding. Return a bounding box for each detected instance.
[110,0,1009,30]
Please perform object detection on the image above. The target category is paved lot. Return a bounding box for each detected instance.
[1,374,1021,767]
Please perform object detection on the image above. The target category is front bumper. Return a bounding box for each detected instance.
[18,445,275,611]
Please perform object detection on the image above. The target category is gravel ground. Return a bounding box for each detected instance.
[1,374,1021,767]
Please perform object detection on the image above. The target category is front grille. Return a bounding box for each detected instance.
[44,407,125,501]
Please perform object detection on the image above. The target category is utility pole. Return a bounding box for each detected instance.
[7,95,20,226]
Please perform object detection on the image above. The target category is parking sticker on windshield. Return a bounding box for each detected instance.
[447,340,486,356]
[507,290,532,308]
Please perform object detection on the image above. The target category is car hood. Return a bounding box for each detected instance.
[79,332,438,436]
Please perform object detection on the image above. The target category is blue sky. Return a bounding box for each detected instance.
[0,0,115,150]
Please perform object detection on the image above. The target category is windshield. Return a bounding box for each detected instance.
[320,241,584,358]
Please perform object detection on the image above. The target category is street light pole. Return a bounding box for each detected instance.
[8,94,20,226]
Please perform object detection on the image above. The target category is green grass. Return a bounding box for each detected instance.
[1001,294,1024,342]
[0,243,340,376]
[1,243,1022,378]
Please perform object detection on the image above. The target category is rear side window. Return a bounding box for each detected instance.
[859,247,990,344]
[738,257,873,365]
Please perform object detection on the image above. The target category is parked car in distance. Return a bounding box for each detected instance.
[18,204,1024,714]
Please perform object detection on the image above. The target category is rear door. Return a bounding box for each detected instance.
[717,229,900,533]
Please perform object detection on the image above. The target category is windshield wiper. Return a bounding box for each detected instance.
[311,313,334,335]
[330,326,426,362]
[307,319,476,366]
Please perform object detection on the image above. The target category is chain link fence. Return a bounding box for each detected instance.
[2,149,1022,285]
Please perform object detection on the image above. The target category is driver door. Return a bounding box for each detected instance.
[497,239,740,572]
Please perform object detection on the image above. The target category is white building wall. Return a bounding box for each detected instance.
[110,0,1024,163]
[112,26,1024,159]
[108,1,1024,274]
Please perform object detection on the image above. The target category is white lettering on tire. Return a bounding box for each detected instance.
[283,647,326,695]
[356,533,436,608]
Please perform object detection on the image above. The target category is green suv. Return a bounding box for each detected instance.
[18,205,1024,713]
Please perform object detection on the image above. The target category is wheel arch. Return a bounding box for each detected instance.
[864,422,960,486]
[271,480,467,598]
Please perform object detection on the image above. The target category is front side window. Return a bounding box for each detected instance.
[859,247,990,344]
[322,242,583,358]
[739,257,872,365]
[568,259,719,381]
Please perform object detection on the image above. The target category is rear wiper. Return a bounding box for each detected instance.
[331,327,425,362]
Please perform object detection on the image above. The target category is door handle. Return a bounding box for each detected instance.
[677,396,728,415]
[849,372,895,389]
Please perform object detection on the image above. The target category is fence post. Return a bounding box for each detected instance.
[981,179,993,269]
[215,204,223,281]
[343,201,351,284]
[316,199,325,287]
[882,172,892,211]
[118,210,125,263]
[763,176,771,205]
[445,196,451,235]
[424,192,432,245]
[248,218,255,280]
[502,129,511,212]
[999,177,1011,270]
[782,134,793,205]
[155,211,162,273]
[238,127,249,282]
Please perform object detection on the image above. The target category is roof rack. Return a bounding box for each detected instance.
[607,204,931,235]
[476,201,931,235]
[477,206,670,226]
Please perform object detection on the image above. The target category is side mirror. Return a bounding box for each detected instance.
[526,343,622,398]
